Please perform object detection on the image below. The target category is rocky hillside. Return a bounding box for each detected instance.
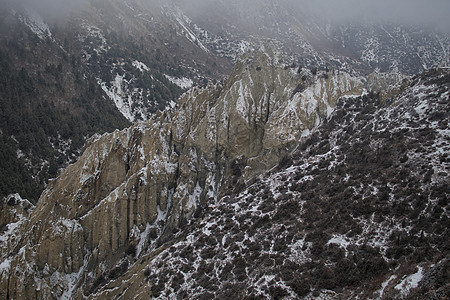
[96,68,449,299]
[1,46,448,298]
[0,47,369,299]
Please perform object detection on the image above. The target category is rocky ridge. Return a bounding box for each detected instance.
[0,47,382,299]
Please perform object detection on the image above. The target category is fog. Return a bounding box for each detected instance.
[4,0,87,19]
[300,0,450,32]
[5,0,450,32]
[182,0,450,32]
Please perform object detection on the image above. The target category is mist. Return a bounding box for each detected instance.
[5,0,450,33]
[5,0,87,19]
[180,0,450,33]
[290,0,450,32]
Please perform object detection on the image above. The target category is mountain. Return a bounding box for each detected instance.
[0,47,363,299]
[0,0,449,298]
[0,0,233,202]
[0,0,449,202]
[1,43,449,298]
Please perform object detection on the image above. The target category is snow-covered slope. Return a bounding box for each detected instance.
[14,7,52,40]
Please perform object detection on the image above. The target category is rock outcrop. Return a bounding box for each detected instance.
[1,48,371,299]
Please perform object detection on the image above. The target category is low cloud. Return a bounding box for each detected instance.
[179,0,450,32]
[300,0,450,32]
[6,0,87,19]
[6,0,450,32]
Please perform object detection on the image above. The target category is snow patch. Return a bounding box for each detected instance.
[0,257,12,277]
[379,275,396,298]
[80,22,109,54]
[170,7,209,52]
[133,61,149,72]
[136,223,152,257]
[165,75,193,89]
[100,75,134,121]
[59,251,90,299]
[327,235,350,249]
[394,267,424,297]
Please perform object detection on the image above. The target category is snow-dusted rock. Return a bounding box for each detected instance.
[0,48,414,299]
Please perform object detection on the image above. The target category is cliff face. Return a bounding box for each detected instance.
[0,49,367,299]
[175,47,365,178]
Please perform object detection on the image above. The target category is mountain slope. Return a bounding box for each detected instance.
[93,68,450,299]
[1,48,448,299]
[1,0,449,202]
[0,48,368,299]
[0,0,233,201]
[0,5,131,202]
[0,1,449,298]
